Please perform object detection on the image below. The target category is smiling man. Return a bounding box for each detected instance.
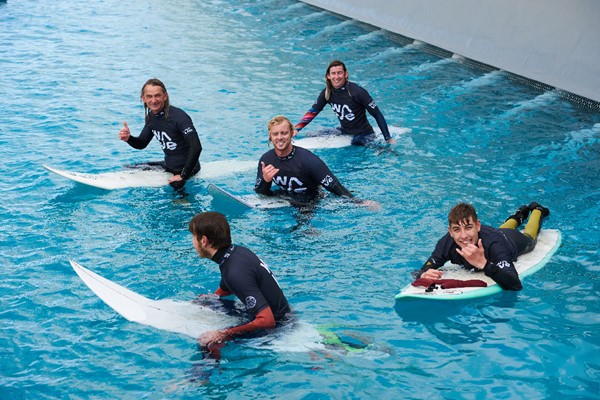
[255,115,360,204]
[118,78,202,189]
[294,60,395,146]
[417,202,550,291]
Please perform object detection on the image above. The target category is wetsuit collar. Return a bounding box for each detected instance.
[211,245,235,265]
[333,81,349,92]
[277,145,296,161]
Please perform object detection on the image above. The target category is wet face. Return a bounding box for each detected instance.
[142,84,168,114]
[268,121,295,157]
[327,65,348,89]
[448,217,481,248]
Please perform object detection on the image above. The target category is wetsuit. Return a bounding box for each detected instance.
[255,146,353,202]
[125,106,202,180]
[212,245,291,322]
[295,81,391,145]
[418,225,527,291]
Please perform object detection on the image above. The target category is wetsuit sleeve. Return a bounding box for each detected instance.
[126,123,154,149]
[306,152,353,198]
[177,120,202,180]
[254,157,274,195]
[354,86,391,141]
[223,307,276,338]
[414,235,451,277]
[371,108,391,141]
[294,90,327,132]
[483,242,523,291]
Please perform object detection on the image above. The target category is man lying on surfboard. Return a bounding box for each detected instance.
[189,211,292,358]
[118,78,202,189]
[294,60,396,146]
[416,202,550,291]
[255,115,379,210]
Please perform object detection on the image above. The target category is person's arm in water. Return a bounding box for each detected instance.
[354,86,395,144]
[294,91,327,133]
[171,123,202,183]
[307,151,381,210]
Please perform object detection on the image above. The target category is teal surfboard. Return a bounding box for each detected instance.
[395,229,562,300]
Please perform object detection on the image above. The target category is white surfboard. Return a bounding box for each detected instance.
[293,135,352,149]
[207,183,289,211]
[395,229,561,301]
[70,260,240,337]
[293,126,410,149]
[44,159,256,190]
[70,260,332,353]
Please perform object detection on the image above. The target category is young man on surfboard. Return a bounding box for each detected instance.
[416,202,550,290]
[256,115,379,209]
[189,211,292,358]
[294,60,396,146]
[118,78,202,189]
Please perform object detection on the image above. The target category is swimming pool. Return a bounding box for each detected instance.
[1,0,598,398]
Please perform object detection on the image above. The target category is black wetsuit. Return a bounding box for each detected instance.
[418,225,526,291]
[254,146,353,202]
[295,81,391,145]
[126,106,202,180]
[212,245,291,321]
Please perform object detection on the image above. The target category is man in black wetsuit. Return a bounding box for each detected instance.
[417,202,550,291]
[295,60,396,146]
[255,115,379,209]
[118,78,202,188]
[189,211,291,357]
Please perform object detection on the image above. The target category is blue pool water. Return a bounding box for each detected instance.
[1,0,599,398]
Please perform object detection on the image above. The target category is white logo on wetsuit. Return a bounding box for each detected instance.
[245,296,257,309]
[331,103,355,121]
[153,129,177,151]
[260,259,282,288]
[321,175,333,187]
[496,261,510,269]
[368,100,377,109]
[272,176,307,193]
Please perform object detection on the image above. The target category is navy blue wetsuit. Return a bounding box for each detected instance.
[418,225,527,291]
[255,146,353,202]
[126,106,202,180]
[295,81,391,145]
[213,245,291,322]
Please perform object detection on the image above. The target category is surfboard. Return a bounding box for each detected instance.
[394,229,562,300]
[70,260,344,353]
[293,126,410,149]
[293,135,352,149]
[70,260,239,337]
[207,183,289,211]
[44,159,256,190]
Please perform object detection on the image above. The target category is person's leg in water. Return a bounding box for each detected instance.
[351,132,376,146]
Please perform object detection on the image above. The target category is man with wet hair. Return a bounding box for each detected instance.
[256,115,354,202]
[119,78,202,189]
[417,202,550,290]
[189,211,291,357]
[295,60,395,146]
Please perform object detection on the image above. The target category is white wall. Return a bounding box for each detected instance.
[301,0,600,103]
